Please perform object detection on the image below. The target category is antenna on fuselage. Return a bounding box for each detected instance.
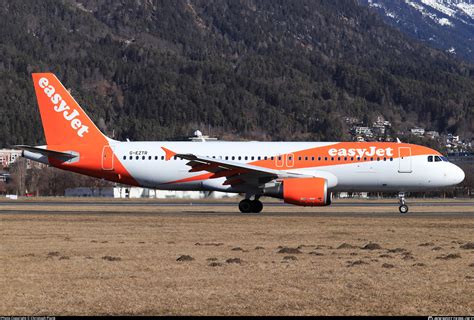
[396,138,401,143]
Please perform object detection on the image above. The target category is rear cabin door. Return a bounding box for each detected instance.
[102,145,115,171]
[398,147,412,173]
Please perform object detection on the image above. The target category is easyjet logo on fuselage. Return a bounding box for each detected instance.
[38,77,89,137]
[328,146,394,157]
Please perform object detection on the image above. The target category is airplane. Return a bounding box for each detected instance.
[17,73,465,214]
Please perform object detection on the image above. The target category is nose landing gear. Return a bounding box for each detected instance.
[239,198,263,213]
[398,192,409,214]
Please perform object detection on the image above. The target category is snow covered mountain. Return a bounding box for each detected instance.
[359,0,474,63]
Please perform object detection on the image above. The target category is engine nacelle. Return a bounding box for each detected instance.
[263,177,331,206]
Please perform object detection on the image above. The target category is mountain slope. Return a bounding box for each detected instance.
[0,0,473,146]
[360,0,474,63]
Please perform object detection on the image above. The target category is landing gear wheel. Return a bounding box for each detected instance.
[251,200,263,213]
[399,205,409,214]
[239,199,263,213]
[239,199,253,213]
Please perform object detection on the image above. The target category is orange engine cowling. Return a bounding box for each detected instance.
[283,177,331,206]
[263,177,332,207]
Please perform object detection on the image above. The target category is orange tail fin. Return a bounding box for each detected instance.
[32,73,108,146]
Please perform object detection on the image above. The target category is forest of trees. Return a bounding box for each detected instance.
[0,0,472,146]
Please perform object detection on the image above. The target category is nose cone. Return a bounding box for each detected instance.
[450,164,465,185]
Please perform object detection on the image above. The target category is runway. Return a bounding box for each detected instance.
[0,199,472,207]
[0,198,472,218]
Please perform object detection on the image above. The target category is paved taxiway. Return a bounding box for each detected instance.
[0,199,472,218]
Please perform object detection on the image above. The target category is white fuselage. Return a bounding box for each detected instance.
[107,141,464,193]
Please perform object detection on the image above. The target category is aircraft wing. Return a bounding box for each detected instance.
[175,152,309,187]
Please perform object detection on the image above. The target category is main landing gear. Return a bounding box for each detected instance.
[398,192,409,214]
[239,198,263,213]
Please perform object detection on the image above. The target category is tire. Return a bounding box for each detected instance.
[399,205,409,214]
[251,200,263,213]
[239,199,253,213]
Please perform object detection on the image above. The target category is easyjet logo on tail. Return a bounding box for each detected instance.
[328,147,394,157]
[38,77,89,137]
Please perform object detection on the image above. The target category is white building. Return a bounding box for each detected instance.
[353,126,373,137]
[0,149,22,168]
[65,187,238,199]
[410,128,425,136]
[447,134,460,143]
[426,131,439,139]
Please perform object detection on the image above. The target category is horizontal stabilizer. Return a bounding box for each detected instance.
[15,145,77,161]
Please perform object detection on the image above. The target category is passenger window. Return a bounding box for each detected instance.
[344,157,347,161]
[298,157,302,161]
[337,157,341,161]
[311,157,315,161]
[238,156,242,160]
[155,156,158,160]
[278,156,282,160]
[161,156,164,160]
[351,157,354,161]
[390,158,393,161]
[428,156,433,162]
[232,156,235,160]
[264,156,268,160]
[173,156,177,160]
[251,156,254,160]
[129,156,133,160]
[289,156,293,161]
[136,156,139,160]
[271,156,274,160]
[318,157,321,161]
[305,156,308,161]
[148,156,152,160]
[325,157,328,161]
[142,156,145,160]
[123,156,126,160]
[225,156,229,160]
[331,157,334,161]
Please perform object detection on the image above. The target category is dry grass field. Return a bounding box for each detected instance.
[1,200,473,315]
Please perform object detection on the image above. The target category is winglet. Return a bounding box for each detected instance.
[161,147,177,161]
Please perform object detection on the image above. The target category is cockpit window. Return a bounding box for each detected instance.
[440,156,449,162]
[434,156,442,162]
[428,156,433,162]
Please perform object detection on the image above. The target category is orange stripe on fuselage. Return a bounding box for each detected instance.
[161,172,214,185]
[249,142,439,170]
[161,142,438,185]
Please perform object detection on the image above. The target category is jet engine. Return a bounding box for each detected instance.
[263,177,331,206]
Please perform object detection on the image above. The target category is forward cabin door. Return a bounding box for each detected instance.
[276,154,284,168]
[398,147,412,173]
[286,153,294,168]
[102,145,115,171]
